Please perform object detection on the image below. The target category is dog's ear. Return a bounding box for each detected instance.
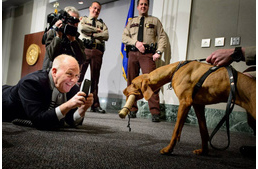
[123,87,129,97]
[141,79,154,100]
[123,84,144,100]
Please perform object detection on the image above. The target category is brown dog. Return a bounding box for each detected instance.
[119,61,256,155]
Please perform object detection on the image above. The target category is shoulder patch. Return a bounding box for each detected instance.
[80,16,88,20]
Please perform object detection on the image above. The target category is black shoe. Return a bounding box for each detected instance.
[12,119,33,127]
[129,111,137,118]
[152,114,160,122]
[91,107,106,113]
[239,146,256,158]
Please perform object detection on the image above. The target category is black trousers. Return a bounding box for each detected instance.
[127,51,160,115]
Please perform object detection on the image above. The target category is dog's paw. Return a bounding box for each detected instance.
[193,149,208,155]
[160,147,172,155]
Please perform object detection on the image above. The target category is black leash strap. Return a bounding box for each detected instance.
[196,58,206,62]
[122,107,132,132]
[127,114,131,132]
[209,66,237,150]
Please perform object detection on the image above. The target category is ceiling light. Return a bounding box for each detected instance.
[78,1,83,5]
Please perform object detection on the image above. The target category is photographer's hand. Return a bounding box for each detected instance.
[55,20,63,38]
[55,20,63,28]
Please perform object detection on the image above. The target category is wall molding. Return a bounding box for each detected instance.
[152,0,192,105]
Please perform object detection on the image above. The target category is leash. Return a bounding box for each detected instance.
[127,112,132,132]
[191,65,237,150]
[209,66,237,150]
[122,106,132,132]
[196,58,206,62]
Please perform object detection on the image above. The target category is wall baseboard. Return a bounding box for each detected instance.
[97,98,254,134]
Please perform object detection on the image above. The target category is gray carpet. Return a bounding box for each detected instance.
[2,112,256,169]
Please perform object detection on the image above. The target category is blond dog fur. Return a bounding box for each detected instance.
[121,61,256,155]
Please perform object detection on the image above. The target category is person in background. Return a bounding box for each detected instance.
[122,0,167,122]
[206,46,256,158]
[78,1,109,113]
[3,55,93,130]
[42,6,86,73]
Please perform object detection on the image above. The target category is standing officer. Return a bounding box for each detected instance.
[122,0,167,122]
[78,1,109,113]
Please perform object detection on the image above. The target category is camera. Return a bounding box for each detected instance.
[42,10,80,44]
[49,10,79,36]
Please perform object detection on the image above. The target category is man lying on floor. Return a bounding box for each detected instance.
[2,54,93,130]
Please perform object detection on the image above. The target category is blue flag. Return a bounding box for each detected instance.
[121,0,135,81]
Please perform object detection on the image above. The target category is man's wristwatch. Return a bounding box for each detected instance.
[230,47,243,62]
[156,50,162,55]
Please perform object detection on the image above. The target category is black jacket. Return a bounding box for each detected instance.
[2,70,80,130]
[42,29,86,70]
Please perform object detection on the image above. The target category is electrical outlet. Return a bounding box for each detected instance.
[230,37,241,46]
[215,37,225,47]
[201,39,211,48]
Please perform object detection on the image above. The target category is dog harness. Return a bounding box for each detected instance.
[192,66,222,99]
[168,60,192,90]
[170,60,238,150]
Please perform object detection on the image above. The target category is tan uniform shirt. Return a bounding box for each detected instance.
[122,15,167,53]
[78,16,109,44]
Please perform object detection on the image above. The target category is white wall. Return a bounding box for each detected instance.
[152,0,192,105]
[2,8,15,84]
[30,0,48,33]
[2,2,33,85]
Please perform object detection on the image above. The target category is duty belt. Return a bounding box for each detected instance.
[126,43,157,54]
[83,39,105,52]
